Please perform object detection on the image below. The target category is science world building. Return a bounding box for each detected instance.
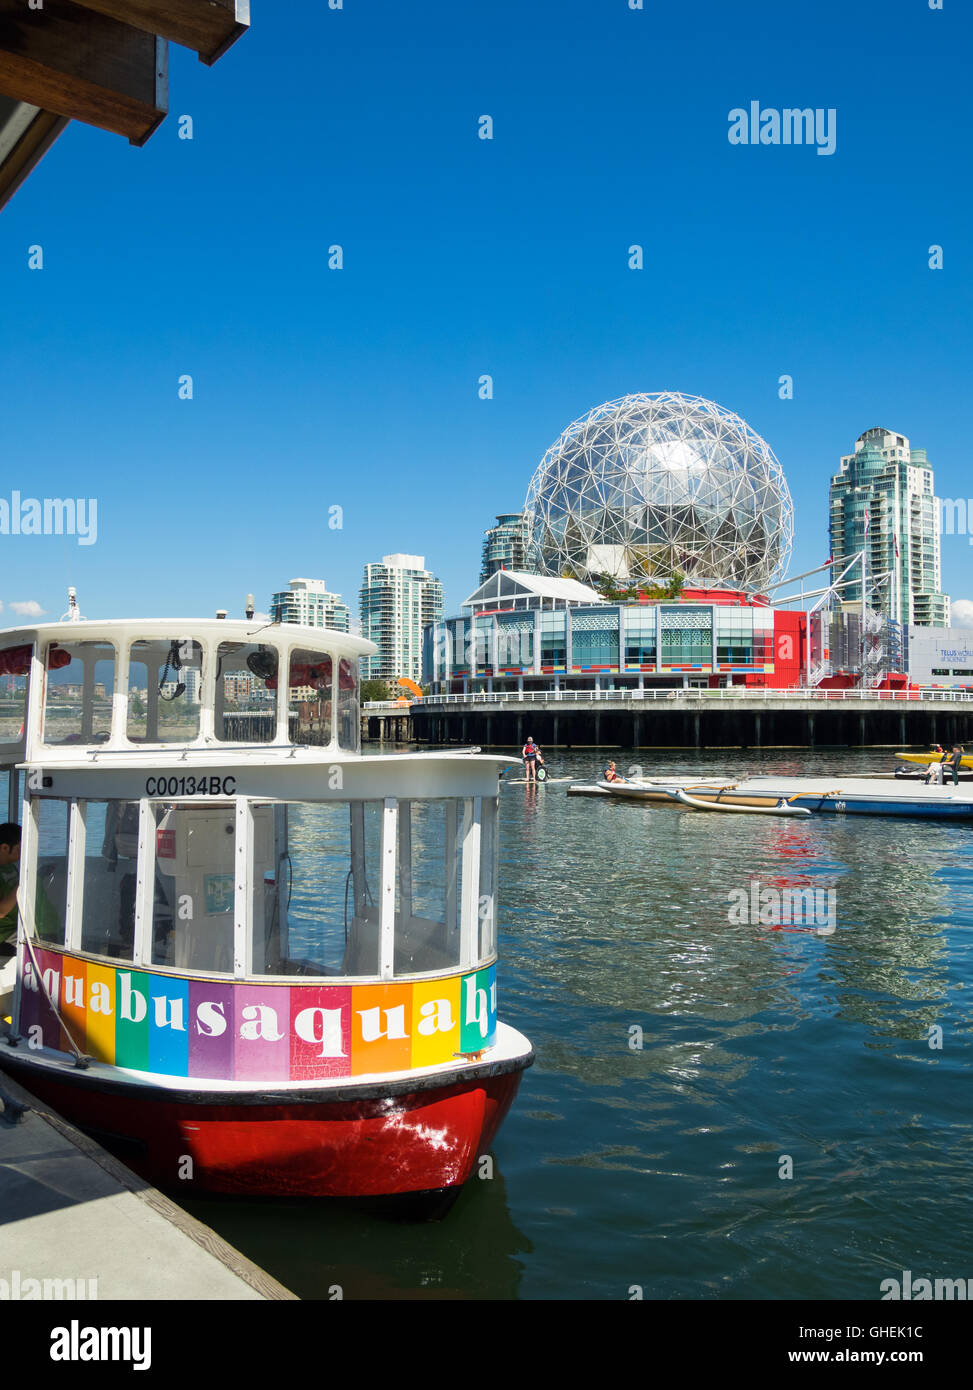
[424,392,809,694]
[424,570,807,693]
[524,391,794,591]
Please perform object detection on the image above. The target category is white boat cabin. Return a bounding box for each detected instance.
[0,620,506,1002]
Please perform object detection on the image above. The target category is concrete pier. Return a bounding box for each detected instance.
[406,689,973,749]
[0,1068,295,1301]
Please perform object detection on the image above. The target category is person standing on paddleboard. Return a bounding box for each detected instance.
[522,736,543,783]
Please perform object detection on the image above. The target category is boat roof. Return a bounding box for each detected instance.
[0,617,377,659]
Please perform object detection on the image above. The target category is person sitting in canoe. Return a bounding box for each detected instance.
[603,760,624,783]
[522,737,543,782]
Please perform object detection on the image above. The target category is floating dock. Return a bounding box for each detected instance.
[0,1066,295,1301]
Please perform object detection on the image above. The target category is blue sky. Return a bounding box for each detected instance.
[0,0,970,625]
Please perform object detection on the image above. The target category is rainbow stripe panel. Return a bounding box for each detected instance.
[18,949,498,1082]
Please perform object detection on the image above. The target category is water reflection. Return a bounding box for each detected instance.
[183,1163,530,1301]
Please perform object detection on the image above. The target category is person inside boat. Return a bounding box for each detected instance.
[0,823,21,957]
[603,761,624,783]
[522,737,543,782]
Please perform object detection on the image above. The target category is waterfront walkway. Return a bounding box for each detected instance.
[0,1067,295,1301]
[400,687,973,749]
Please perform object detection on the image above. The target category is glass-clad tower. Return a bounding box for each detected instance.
[360,554,444,683]
[829,427,949,627]
[480,513,530,584]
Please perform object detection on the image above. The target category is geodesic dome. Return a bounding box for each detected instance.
[524,392,794,591]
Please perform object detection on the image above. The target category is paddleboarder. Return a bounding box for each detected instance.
[522,736,543,783]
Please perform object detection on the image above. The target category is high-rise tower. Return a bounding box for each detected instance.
[480,513,530,584]
[359,555,444,683]
[270,578,350,631]
[829,427,949,627]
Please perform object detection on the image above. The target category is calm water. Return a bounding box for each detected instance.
[179,747,973,1300]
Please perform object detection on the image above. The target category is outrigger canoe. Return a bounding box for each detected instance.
[594,774,973,821]
[594,780,815,816]
[669,788,811,817]
[579,777,737,802]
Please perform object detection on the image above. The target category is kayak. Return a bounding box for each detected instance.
[895,751,973,769]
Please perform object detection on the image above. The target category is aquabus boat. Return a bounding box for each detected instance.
[0,613,533,1216]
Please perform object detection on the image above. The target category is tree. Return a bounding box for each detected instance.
[361,678,392,702]
[594,568,687,604]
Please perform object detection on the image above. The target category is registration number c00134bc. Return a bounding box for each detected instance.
[145,774,237,797]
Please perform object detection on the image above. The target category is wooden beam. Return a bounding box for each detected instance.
[71,0,249,65]
[0,2,167,146]
[0,101,69,212]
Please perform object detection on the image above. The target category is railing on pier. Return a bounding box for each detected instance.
[414,687,973,706]
[221,710,300,739]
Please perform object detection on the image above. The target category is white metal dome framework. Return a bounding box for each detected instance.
[524,392,794,591]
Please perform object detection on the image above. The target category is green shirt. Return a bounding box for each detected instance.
[0,861,18,939]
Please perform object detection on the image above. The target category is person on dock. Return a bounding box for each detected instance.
[0,824,21,955]
[522,737,543,782]
[947,745,965,787]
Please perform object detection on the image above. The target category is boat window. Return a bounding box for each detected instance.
[42,641,116,746]
[253,801,382,977]
[478,796,497,960]
[394,799,464,975]
[289,648,332,746]
[250,797,492,979]
[127,639,203,744]
[79,800,137,960]
[152,803,235,973]
[0,641,31,745]
[34,797,68,945]
[337,659,359,751]
[215,642,278,743]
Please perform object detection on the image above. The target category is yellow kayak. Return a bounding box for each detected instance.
[895,750,973,769]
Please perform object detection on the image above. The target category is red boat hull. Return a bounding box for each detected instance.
[0,1055,527,1204]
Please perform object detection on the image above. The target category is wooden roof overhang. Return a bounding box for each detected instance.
[0,0,249,210]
